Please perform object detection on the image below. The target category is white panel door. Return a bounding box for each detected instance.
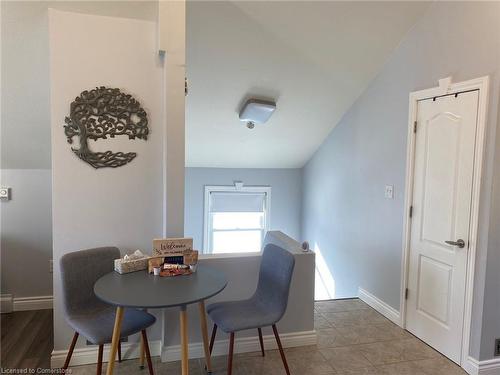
[406,90,479,363]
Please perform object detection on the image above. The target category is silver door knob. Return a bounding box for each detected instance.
[445,239,465,248]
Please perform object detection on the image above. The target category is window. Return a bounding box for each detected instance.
[203,186,271,254]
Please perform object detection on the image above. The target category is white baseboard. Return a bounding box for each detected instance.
[464,357,500,375]
[51,330,317,368]
[1,294,13,313]
[358,287,401,326]
[13,295,53,311]
[464,357,480,375]
[51,339,162,368]
[162,329,317,362]
[1,294,53,313]
[479,358,500,375]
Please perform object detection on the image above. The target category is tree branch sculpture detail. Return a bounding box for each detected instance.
[64,87,148,168]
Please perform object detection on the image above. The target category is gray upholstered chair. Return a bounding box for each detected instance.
[60,247,156,375]
[207,243,295,375]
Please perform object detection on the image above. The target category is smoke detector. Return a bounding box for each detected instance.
[239,99,276,129]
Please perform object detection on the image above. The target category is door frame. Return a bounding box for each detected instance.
[400,76,490,368]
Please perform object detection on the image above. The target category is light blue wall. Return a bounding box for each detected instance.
[185,167,302,250]
[301,2,500,360]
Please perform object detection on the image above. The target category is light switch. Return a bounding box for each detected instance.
[0,187,11,201]
[385,185,394,199]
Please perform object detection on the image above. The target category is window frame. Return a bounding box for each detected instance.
[203,185,272,254]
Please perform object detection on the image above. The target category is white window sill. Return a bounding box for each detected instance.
[197,231,316,260]
[199,251,262,260]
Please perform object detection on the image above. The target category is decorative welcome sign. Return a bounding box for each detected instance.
[150,238,197,277]
[152,238,193,257]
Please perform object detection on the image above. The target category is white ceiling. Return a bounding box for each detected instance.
[186,1,430,168]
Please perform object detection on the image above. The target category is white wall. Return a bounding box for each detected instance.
[1,1,53,300]
[0,169,52,298]
[481,90,500,360]
[49,9,164,350]
[301,1,500,361]
[0,0,158,301]
[1,1,158,168]
[185,167,302,250]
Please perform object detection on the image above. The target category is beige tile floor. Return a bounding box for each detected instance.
[69,299,467,374]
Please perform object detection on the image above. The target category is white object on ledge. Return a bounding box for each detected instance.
[301,241,310,252]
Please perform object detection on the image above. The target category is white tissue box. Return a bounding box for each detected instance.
[114,257,150,274]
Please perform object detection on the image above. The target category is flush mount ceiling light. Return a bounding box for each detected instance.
[239,99,276,129]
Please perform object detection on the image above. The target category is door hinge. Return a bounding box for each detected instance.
[409,205,413,218]
[413,121,417,133]
[405,288,409,300]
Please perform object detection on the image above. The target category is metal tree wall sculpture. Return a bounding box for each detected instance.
[64,87,148,168]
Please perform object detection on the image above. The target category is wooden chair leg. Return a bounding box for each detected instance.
[96,345,104,375]
[257,328,265,357]
[227,332,235,375]
[118,340,122,362]
[62,332,79,369]
[139,335,145,369]
[141,330,154,375]
[272,324,290,375]
[209,324,217,354]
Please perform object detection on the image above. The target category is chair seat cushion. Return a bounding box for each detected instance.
[207,299,281,333]
[67,306,156,345]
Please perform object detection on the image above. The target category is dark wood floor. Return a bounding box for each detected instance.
[1,309,53,369]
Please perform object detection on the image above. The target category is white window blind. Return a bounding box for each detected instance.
[203,186,271,254]
[209,192,266,213]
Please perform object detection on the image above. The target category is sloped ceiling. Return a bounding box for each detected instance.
[186,1,430,168]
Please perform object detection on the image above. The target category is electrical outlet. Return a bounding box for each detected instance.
[385,185,394,199]
[495,338,500,357]
[49,260,53,273]
[0,187,11,201]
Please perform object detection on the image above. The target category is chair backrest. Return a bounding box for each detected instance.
[60,247,120,317]
[253,243,295,320]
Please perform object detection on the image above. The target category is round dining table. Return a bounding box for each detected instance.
[94,265,227,375]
